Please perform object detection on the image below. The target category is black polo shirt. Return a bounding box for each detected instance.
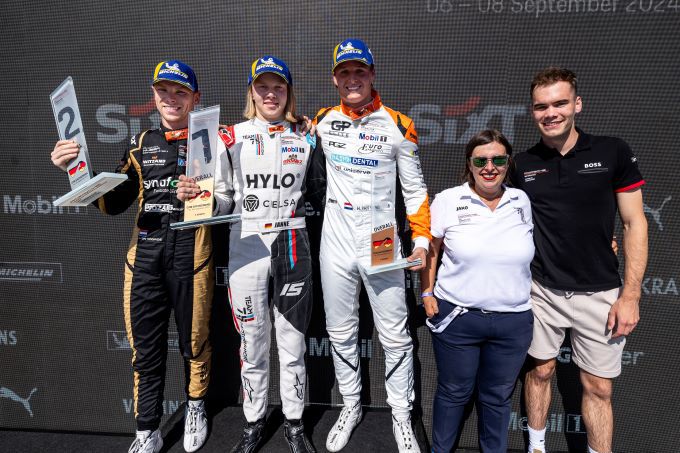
[511,129,645,292]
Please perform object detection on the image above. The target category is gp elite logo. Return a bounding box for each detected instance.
[0,386,37,417]
[643,195,671,231]
[331,120,351,131]
[409,97,526,145]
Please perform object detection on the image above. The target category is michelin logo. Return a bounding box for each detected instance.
[0,262,63,283]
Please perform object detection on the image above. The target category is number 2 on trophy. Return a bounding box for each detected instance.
[58,106,81,140]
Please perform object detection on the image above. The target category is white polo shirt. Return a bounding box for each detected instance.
[432,183,534,312]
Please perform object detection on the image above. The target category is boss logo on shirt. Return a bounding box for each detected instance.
[578,162,608,175]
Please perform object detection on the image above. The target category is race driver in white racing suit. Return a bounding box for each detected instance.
[178,55,316,453]
[309,39,431,453]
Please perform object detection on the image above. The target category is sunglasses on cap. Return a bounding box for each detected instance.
[470,155,509,168]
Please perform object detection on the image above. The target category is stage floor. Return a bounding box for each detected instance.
[0,405,430,452]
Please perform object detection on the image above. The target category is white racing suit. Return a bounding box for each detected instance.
[216,117,316,422]
[310,91,431,417]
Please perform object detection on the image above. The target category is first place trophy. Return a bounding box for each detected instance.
[50,77,127,206]
[363,162,421,275]
[170,105,240,230]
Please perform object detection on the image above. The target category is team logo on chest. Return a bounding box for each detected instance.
[244,134,264,155]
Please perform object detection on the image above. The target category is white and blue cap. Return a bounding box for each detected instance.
[332,39,374,71]
[152,60,198,92]
[248,56,292,85]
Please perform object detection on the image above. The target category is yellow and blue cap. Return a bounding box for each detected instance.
[332,39,374,71]
[248,56,292,85]
[152,60,198,92]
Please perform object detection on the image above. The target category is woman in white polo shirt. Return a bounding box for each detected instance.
[420,129,534,453]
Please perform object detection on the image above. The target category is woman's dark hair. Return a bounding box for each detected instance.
[462,129,513,186]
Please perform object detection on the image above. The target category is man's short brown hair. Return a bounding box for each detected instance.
[530,67,577,95]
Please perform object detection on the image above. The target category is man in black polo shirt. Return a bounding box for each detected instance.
[511,67,648,453]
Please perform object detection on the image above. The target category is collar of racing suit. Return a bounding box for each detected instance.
[250,117,295,136]
[340,89,382,121]
[160,125,188,142]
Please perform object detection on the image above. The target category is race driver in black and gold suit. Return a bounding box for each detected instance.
[50,60,226,453]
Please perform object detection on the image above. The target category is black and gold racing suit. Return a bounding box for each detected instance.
[96,126,212,431]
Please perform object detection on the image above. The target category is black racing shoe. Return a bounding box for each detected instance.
[230,418,266,453]
[284,419,316,453]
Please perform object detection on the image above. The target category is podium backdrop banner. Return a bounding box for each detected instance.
[1,2,678,452]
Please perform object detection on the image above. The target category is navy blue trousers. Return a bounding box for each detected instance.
[430,299,533,453]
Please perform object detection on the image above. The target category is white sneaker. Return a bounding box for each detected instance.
[392,416,420,453]
[325,400,362,452]
[128,429,163,453]
[184,399,208,452]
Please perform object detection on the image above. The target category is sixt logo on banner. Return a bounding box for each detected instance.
[0,262,63,283]
[308,337,373,359]
[0,386,38,417]
[96,99,177,144]
[107,330,180,351]
[409,97,526,145]
[3,195,87,215]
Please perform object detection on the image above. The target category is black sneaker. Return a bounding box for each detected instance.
[230,418,266,453]
[284,419,316,453]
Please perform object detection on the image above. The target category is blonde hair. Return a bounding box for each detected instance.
[243,82,298,123]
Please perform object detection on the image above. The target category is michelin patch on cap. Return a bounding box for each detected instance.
[152,60,198,92]
[332,39,374,71]
[248,56,292,85]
